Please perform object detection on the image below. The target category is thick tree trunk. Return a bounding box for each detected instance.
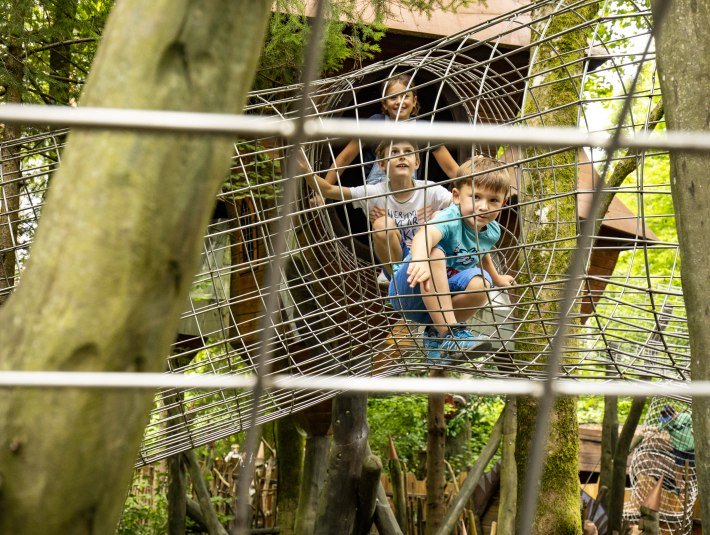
[313,393,369,535]
[651,0,710,529]
[0,1,271,533]
[276,415,305,535]
[294,433,329,535]
[425,371,447,535]
[515,2,600,533]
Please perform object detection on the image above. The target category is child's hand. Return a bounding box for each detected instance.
[494,274,515,287]
[369,206,386,222]
[406,260,432,290]
[309,194,326,207]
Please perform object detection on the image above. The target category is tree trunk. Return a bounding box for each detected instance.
[425,370,447,535]
[313,393,369,535]
[599,364,618,514]
[651,0,710,529]
[607,397,645,535]
[353,453,383,535]
[497,397,517,535]
[0,3,29,305]
[515,2,600,532]
[295,433,329,535]
[276,415,304,535]
[167,453,187,535]
[185,449,228,535]
[0,1,271,533]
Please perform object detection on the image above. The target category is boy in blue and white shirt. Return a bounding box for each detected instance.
[389,156,515,363]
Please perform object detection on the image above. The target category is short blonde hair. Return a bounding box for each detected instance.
[454,155,510,195]
[375,140,420,161]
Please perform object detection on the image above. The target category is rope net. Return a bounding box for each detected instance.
[0,0,690,508]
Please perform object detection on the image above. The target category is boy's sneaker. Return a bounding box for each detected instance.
[423,326,494,365]
[423,326,444,363]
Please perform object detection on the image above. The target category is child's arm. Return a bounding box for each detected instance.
[481,253,515,287]
[406,224,444,291]
[432,146,459,179]
[305,171,352,201]
[324,140,361,185]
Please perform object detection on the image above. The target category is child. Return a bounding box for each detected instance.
[305,140,452,274]
[322,74,459,187]
[389,156,515,363]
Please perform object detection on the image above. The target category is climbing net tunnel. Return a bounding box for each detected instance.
[0,3,691,519]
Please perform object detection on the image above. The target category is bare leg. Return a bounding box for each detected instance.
[452,275,489,323]
[372,216,402,275]
[420,248,458,335]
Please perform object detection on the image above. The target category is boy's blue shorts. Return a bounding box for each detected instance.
[388,260,492,324]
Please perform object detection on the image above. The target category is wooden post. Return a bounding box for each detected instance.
[353,454,383,535]
[388,435,409,534]
[497,397,517,535]
[425,370,447,535]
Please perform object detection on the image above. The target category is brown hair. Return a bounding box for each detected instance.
[381,74,421,116]
[375,140,420,161]
[454,155,511,194]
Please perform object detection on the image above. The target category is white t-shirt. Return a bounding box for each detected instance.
[349,180,452,246]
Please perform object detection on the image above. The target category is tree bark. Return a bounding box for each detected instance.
[313,393,369,535]
[0,1,271,533]
[276,415,304,535]
[184,449,228,535]
[651,0,710,529]
[515,2,600,532]
[294,433,329,535]
[0,2,29,305]
[374,481,405,535]
[607,397,645,535]
[599,363,618,514]
[425,370,447,535]
[497,397,517,535]
[353,453,383,535]
[167,453,187,534]
[440,411,504,535]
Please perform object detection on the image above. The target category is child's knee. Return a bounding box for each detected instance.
[372,216,398,240]
[466,274,490,290]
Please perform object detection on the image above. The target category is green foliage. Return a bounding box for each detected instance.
[117,472,168,535]
[368,393,503,473]
[0,0,111,106]
[368,394,428,468]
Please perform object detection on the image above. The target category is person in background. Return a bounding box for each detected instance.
[322,73,459,189]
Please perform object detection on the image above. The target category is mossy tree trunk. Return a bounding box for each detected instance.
[0,1,271,533]
[277,414,305,535]
[515,2,600,533]
[651,0,710,528]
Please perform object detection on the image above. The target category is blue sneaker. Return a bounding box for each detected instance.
[438,327,493,364]
[423,326,444,362]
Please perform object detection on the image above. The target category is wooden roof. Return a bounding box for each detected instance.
[302,0,532,47]
[503,147,659,243]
